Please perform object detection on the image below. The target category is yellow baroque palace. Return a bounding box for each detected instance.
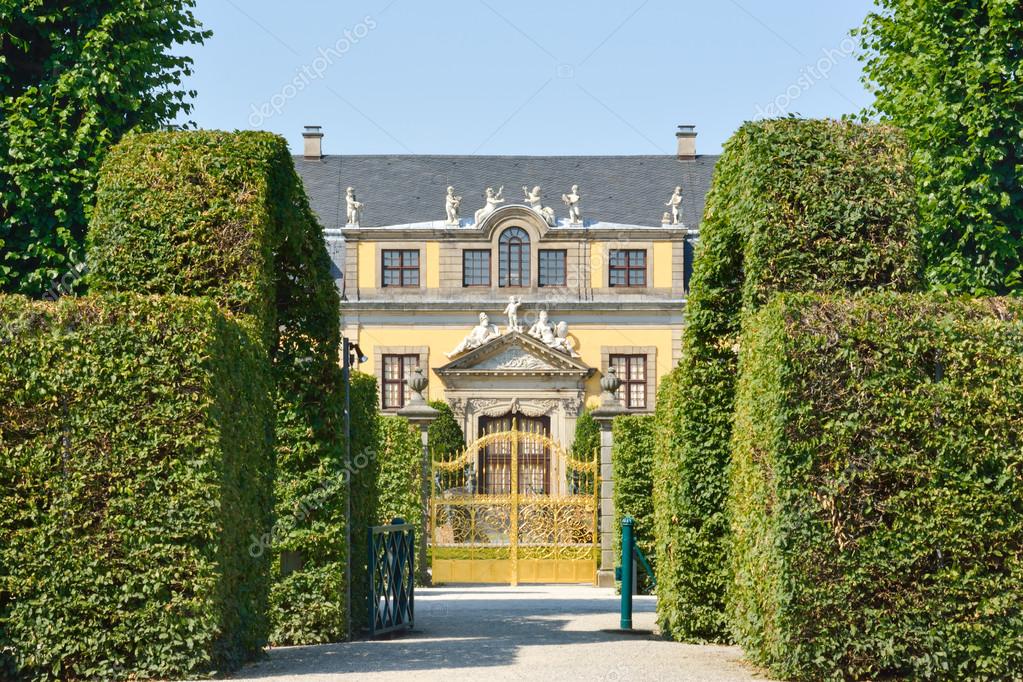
[296,125,715,463]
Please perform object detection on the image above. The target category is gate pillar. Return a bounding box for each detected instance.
[591,367,628,588]
[397,367,439,586]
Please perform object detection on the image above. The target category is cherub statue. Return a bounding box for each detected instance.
[523,185,556,226]
[473,186,505,224]
[527,309,555,341]
[445,186,462,226]
[665,185,683,225]
[345,187,363,226]
[552,320,579,357]
[561,185,582,224]
[503,295,523,333]
[445,312,500,358]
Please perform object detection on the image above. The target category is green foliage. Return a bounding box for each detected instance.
[0,1,209,296]
[346,371,381,635]
[377,416,422,529]
[428,400,465,458]
[654,119,921,642]
[859,0,1023,295]
[0,294,273,681]
[729,293,1023,681]
[86,130,347,646]
[611,415,656,594]
[571,409,600,461]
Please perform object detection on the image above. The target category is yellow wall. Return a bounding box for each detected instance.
[425,242,441,288]
[358,242,375,290]
[356,324,675,405]
[653,241,672,289]
[590,242,603,289]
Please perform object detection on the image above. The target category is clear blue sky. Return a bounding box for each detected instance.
[175,0,877,156]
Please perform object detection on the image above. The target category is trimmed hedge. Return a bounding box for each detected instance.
[729,293,1023,680]
[347,372,381,635]
[0,295,273,681]
[611,415,656,594]
[654,119,921,642]
[428,400,465,458]
[376,416,422,529]
[85,131,347,646]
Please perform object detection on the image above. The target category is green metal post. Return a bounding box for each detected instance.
[620,515,634,630]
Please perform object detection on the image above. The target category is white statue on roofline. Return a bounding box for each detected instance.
[522,185,556,226]
[561,185,582,225]
[345,187,363,226]
[446,312,500,358]
[445,186,462,226]
[474,186,504,225]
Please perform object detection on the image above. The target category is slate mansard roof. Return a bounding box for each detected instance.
[294,154,718,229]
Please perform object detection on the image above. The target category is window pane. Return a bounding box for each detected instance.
[463,250,490,286]
[405,269,420,286]
[630,383,645,408]
[499,227,530,287]
[539,250,566,287]
[630,357,645,380]
[406,251,419,266]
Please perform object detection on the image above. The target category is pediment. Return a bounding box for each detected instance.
[436,332,591,376]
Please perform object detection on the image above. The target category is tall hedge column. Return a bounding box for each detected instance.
[397,368,439,585]
[591,367,628,588]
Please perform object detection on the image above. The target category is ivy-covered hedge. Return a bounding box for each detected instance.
[85,130,348,645]
[347,372,381,635]
[654,119,921,642]
[729,293,1023,681]
[376,416,422,529]
[0,294,273,681]
[611,415,655,594]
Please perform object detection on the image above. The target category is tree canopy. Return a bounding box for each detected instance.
[0,0,209,296]
[858,0,1023,295]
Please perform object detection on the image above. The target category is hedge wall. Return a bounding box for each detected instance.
[85,131,348,645]
[428,401,466,459]
[654,119,921,642]
[376,416,422,529]
[346,372,381,635]
[611,415,656,594]
[0,295,273,681]
[729,293,1023,680]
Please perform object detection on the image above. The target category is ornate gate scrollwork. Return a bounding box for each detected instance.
[429,422,599,585]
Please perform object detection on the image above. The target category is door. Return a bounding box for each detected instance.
[478,414,550,495]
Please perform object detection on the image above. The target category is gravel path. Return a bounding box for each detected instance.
[225,585,774,681]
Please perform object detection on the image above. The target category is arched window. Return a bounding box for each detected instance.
[499,227,530,287]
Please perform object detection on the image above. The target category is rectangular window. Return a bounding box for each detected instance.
[608,249,646,287]
[382,250,420,288]
[382,354,419,408]
[462,249,491,287]
[609,354,647,409]
[538,249,567,287]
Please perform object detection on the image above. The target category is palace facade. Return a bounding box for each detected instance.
[296,125,715,469]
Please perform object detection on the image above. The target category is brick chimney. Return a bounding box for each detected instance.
[676,124,697,161]
[303,125,324,159]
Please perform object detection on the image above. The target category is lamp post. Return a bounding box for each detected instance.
[342,336,367,640]
[396,367,439,586]
[591,366,628,588]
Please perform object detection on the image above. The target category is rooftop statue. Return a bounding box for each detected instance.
[345,187,363,227]
[561,185,582,225]
[445,312,500,358]
[523,185,556,226]
[503,295,523,333]
[665,185,683,225]
[445,186,462,226]
[473,186,504,225]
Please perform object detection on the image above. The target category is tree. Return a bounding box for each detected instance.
[0,1,209,296]
[427,400,465,457]
[858,0,1023,295]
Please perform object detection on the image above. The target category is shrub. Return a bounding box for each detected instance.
[0,294,273,681]
[654,119,921,642]
[611,415,656,594]
[346,372,381,635]
[428,400,465,458]
[376,416,422,529]
[729,293,1023,680]
[84,131,347,645]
